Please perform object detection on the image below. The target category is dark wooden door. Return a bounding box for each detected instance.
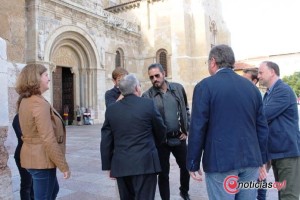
[52,67,62,115]
[53,67,74,125]
[62,67,74,125]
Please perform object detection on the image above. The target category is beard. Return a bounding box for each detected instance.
[153,80,163,88]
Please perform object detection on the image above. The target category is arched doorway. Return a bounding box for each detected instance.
[44,26,102,123]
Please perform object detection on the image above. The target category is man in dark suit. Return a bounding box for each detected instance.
[258,61,300,200]
[105,67,128,107]
[101,74,167,200]
[187,44,269,200]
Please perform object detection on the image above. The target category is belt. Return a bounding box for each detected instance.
[167,130,181,137]
[22,137,42,144]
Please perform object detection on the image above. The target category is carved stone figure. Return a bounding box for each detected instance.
[38,30,45,60]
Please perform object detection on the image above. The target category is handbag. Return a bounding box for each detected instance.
[166,137,181,147]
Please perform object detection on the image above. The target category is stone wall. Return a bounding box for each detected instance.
[0,0,26,197]
[0,37,13,200]
[115,0,230,100]
[0,0,26,63]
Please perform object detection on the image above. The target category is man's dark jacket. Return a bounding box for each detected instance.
[142,81,190,134]
[101,94,167,177]
[104,86,121,107]
[187,68,269,173]
[263,79,300,160]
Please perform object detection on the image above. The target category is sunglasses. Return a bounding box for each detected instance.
[149,74,161,80]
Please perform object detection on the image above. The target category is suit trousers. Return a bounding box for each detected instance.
[157,140,190,200]
[116,173,157,200]
[272,156,300,200]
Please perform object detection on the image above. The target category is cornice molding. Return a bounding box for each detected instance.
[105,0,163,13]
[105,0,141,13]
[46,0,140,34]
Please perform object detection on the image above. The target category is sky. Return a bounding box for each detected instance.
[220,0,300,60]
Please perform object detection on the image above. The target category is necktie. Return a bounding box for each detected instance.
[263,90,269,104]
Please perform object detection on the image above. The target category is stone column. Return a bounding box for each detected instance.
[0,38,13,200]
[96,68,106,124]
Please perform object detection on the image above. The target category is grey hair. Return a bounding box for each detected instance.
[208,44,235,69]
[119,74,140,95]
[261,61,280,76]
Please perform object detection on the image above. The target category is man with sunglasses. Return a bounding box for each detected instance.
[142,63,191,200]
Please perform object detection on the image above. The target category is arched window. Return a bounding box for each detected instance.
[157,49,168,77]
[115,48,124,68]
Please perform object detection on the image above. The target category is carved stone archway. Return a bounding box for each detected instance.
[44,25,101,122]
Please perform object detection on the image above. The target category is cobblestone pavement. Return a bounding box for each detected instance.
[9,124,279,200]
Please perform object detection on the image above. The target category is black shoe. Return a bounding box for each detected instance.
[179,192,191,200]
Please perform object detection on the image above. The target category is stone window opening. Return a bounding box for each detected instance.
[115,48,124,68]
[157,49,168,77]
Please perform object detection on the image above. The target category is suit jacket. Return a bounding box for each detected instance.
[187,68,269,173]
[105,86,121,107]
[101,94,166,177]
[263,79,300,160]
[19,95,69,172]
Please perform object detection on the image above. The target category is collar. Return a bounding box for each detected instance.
[216,67,233,74]
[267,79,280,94]
[113,85,121,93]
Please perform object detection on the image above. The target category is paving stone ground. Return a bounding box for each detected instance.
[9,124,279,200]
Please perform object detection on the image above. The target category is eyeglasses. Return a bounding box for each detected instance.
[149,74,161,80]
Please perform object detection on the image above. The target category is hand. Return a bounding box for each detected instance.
[258,164,267,181]
[189,169,203,182]
[116,94,124,102]
[107,170,116,180]
[63,171,71,179]
[179,133,187,140]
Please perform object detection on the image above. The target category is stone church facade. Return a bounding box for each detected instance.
[0,0,230,198]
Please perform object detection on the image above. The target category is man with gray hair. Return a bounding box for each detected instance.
[187,44,269,200]
[258,61,300,200]
[101,74,167,200]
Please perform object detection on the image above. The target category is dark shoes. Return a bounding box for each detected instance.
[180,192,191,200]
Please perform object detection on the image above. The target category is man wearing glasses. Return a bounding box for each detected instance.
[142,63,191,200]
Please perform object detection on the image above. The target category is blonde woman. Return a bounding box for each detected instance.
[16,64,70,199]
